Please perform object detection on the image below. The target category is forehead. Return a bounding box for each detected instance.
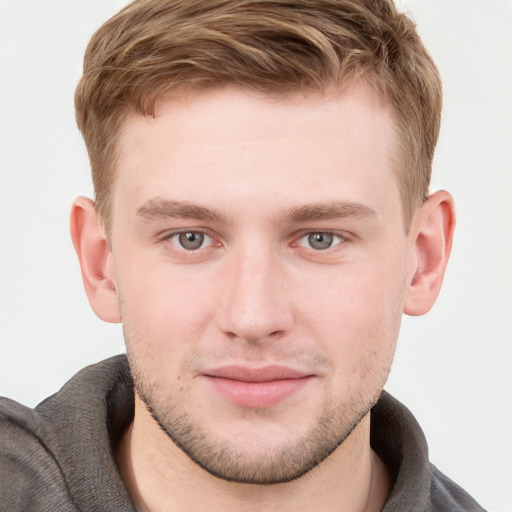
[113,84,400,222]
[122,83,394,148]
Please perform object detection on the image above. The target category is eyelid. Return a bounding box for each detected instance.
[154,227,350,258]
[159,227,222,252]
[170,231,212,250]
[292,230,350,251]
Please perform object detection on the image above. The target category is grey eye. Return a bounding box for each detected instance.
[296,232,345,251]
[177,231,206,250]
[307,232,334,250]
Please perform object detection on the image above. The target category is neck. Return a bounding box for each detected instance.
[116,397,391,512]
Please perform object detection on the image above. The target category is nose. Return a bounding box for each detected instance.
[215,245,293,344]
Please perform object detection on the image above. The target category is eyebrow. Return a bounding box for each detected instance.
[137,198,227,223]
[281,201,378,223]
[136,198,377,224]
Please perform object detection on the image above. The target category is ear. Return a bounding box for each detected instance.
[404,190,456,316]
[70,197,120,323]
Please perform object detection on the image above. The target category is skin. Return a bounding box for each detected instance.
[71,84,455,511]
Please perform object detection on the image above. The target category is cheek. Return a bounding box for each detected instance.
[115,255,217,355]
[117,270,210,396]
[299,253,406,368]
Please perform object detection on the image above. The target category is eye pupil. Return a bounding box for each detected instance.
[308,232,333,250]
[179,232,204,250]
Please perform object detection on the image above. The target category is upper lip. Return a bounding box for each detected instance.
[203,365,311,383]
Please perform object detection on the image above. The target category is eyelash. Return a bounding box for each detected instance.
[159,229,349,257]
[294,232,347,251]
[162,229,218,253]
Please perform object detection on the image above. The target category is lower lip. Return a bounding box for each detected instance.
[204,376,311,409]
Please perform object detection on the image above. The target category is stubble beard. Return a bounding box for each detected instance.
[127,351,389,485]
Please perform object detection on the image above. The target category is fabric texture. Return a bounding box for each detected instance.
[0,355,485,511]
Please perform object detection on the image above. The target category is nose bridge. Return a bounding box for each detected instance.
[216,240,292,343]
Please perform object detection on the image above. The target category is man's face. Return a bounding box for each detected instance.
[109,85,411,484]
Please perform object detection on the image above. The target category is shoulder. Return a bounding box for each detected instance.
[373,392,486,512]
[0,355,135,512]
[429,465,487,512]
[0,396,78,511]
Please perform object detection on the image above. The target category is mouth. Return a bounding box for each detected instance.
[202,365,314,409]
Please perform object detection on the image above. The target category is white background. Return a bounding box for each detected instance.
[0,1,510,510]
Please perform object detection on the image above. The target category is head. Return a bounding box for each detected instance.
[75,0,442,234]
[71,0,454,487]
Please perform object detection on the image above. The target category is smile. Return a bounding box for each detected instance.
[202,365,314,409]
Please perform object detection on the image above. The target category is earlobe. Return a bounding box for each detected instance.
[404,190,456,316]
[70,197,121,323]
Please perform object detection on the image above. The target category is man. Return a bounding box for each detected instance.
[0,1,487,510]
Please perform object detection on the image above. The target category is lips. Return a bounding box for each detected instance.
[202,365,313,409]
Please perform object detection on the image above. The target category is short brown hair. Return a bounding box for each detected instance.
[75,0,442,231]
